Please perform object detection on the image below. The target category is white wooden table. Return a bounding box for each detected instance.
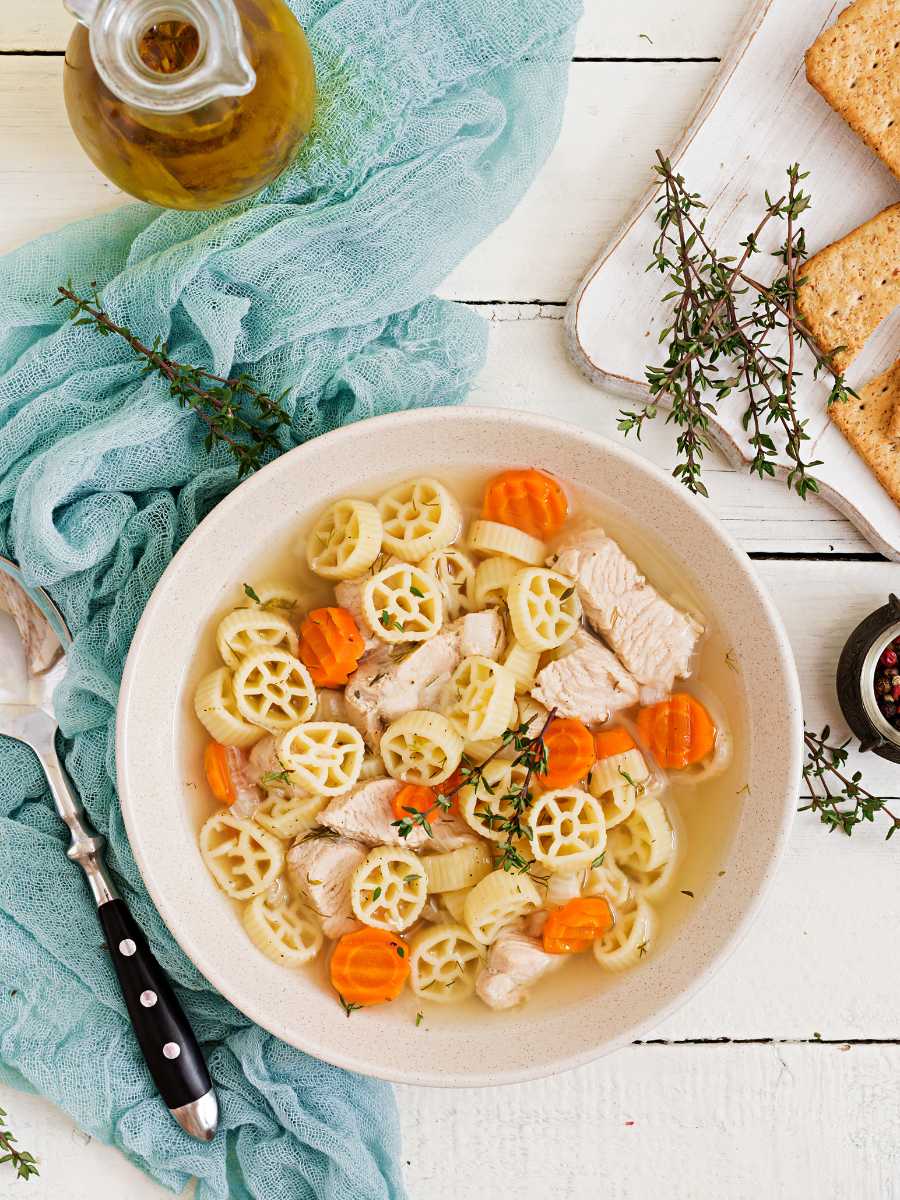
[1,3,898,1197]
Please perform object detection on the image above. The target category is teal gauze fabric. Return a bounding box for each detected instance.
[0,0,580,1196]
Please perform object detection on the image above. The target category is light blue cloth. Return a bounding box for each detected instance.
[0,0,579,1196]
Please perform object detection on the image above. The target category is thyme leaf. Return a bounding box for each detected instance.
[800,725,899,839]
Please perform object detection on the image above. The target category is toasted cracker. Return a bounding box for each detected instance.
[830,359,900,504]
[805,0,900,180]
[798,203,900,374]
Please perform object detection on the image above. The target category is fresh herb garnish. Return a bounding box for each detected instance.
[409,585,425,599]
[389,941,406,959]
[260,768,292,786]
[0,1106,38,1181]
[681,889,695,898]
[618,156,856,499]
[560,586,575,601]
[724,648,739,673]
[379,610,404,632]
[56,282,292,477]
[617,767,644,795]
[338,993,362,1018]
[243,582,262,604]
[637,940,649,958]
[403,873,422,884]
[371,886,382,902]
[801,725,899,839]
[415,1011,424,1027]
[590,852,606,869]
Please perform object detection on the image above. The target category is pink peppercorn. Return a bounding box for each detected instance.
[882,647,898,668]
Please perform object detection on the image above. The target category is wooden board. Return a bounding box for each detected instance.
[568,0,900,560]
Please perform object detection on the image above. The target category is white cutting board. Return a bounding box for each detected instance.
[567,0,900,560]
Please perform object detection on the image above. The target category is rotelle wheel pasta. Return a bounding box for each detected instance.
[306,498,383,580]
[528,787,607,873]
[472,555,520,608]
[194,666,265,748]
[199,810,284,900]
[380,710,463,786]
[420,547,474,620]
[362,562,443,643]
[446,655,516,743]
[277,721,365,795]
[468,519,546,565]
[507,567,582,652]
[243,888,323,966]
[377,477,463,561]
[409,923,485,1003]
[463,869,542,945]
[593,897,658,971]
[216,607,299,669]
[232,647,317,732]
[350,845,428,931]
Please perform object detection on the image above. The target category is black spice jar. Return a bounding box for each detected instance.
[836,593,900,765]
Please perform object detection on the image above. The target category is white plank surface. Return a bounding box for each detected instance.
[1,1,899,1198]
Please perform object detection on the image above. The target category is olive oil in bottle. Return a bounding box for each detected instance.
[63,0,316,210]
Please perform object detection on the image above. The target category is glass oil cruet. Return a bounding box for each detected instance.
[62,0,316,209]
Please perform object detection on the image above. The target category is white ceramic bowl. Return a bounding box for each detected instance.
[117,407,802,1086]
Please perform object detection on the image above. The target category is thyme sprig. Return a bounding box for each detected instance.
[391,710,555,877]
[55,282,292,477]
[0,1105,38,1181]
[619,154,856,499]
[801,726,899,840]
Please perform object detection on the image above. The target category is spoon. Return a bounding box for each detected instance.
[0,555,218,1142]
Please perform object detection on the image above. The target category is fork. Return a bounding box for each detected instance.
[0,556,218,1141]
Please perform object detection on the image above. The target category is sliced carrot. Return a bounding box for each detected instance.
[537,717,596,789]
[482,468,568,540]
[330,927,410,1007]
[298,606,365,687]
[204,742,235,805]
[542,897,615,955]
[433,767,463,817]
[392,783,438,823]
[593,726,636,761]
[636,693,717,770]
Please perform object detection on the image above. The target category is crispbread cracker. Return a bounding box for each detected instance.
[830,360,900,505]
[798,203,900,374]
[805,0,900,179]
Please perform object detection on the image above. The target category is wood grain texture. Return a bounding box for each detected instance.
[0,0,748,58]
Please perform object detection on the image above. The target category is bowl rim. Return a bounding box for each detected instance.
[117,405,802,1086]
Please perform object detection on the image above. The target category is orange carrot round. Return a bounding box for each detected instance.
[537,717,596,789]
[330,927,410,1007]
[392,783,438,823]
[482,468,568,540]
[636,693,717,769]
[204,742,235,805]
[542,897,615,955]
[593,726,636,761]
[298,606,364,687]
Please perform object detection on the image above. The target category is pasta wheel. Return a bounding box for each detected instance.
[238,581,301,611]
[584,850,632,908]
[593,897,658,972]
[233,647,317,732]
[409,923,485,1004]
[528,787,607,873]
[472,556,520,608]
[625,852,680,901]
[516,695,549,736]
[243,888,323,966]
[377,477,462,562]
[305,498,383,580]
[199,810,284,900]
[254,790,327,839]
[362,563,443,644]
[380,711,463,786]
[446,655,516,743]
[459,759,530,843]
[216,608,299,670]
[507,567,582,652]
[351,845,428,931]
[610,797,675,875]
[502,641,540,693]
[419,548,474,620]
[440,887,471,923]
[463,869,542,945]
[422,841,493,893]
[194,667,265,748]
[277,721,365,796]
[468,520,546,566]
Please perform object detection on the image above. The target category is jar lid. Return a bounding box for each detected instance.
[836,593,900,764]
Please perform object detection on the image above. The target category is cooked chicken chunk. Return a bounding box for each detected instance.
[344,630,461,747]
[286,835,367,939]
[453,609,506,660]
[320,778,427,848]
[531,629,639,724]
[426,806,481,852]
[475,928,564,1010]
[334,577,381,649]
[553,528,703,693]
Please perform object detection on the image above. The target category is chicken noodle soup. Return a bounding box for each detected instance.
[193,470,733,1013]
